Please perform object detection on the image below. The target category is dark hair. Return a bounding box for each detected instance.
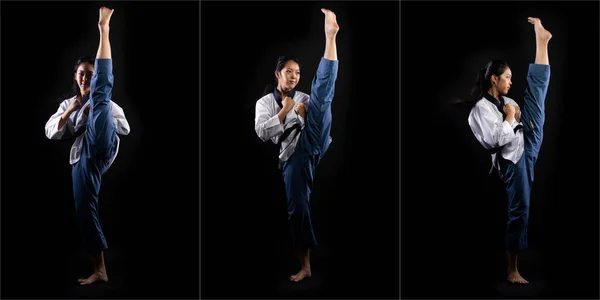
[60,56,95,101]
[451,59,510,107]
[261,55,301,97]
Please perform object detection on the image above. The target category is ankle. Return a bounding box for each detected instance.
[507,268,518,274]
[98,25,110,33]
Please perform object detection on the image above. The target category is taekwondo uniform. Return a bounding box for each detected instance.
[468,64,550,252]
[45,59,130,253]
[255,57,338,250]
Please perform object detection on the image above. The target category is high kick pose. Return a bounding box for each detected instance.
[467,17,552,284]
[45,7,130,285]
[254,8,339,282]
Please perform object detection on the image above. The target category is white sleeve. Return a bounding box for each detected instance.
[468,103,518,149]
[255,100,284,143]
[44,99,74,140]
[111,101,130,135]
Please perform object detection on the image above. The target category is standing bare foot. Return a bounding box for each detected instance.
[290,267,312,282]
[507,270,529,284]
[78,270,108,285]
[528,17,552,42]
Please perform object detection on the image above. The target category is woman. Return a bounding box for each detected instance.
[45,7,130,285]
[467,17,552,284]
[254,8,339,283]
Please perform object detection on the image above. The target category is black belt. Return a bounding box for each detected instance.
[277,123,302,170]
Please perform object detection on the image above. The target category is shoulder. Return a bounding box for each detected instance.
[256,93,274,106]
[470,98,496,120]
[472,98,492,111]
[59,96,76,108]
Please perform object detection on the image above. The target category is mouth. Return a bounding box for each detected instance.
[289,81,296,85]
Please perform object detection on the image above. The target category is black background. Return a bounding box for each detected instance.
[201,1,399,299]
[401,1,599,299]
[1,1,199,298]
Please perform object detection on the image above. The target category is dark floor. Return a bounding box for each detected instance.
[2,246,199,299]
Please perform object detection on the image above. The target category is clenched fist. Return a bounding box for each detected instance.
[282,96,295,112]
[503,103,516,116]
[295,103,306,118]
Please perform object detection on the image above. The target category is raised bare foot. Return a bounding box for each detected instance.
[528,17,552,43]
[321,8,339,37]
[507,270,529,284]
[290,267,312,282]
[78,271,108,285]
[98,7,114,29]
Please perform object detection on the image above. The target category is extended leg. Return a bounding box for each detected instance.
[303,9,339,158]
[520,18,552,164]
[87,7,117,160]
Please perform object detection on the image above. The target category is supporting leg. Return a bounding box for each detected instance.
[500,156,531,285]
[281,153,317,283]
[72,159,109,285]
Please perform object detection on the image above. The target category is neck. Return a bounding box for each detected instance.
[277,86,290,98]
[487,88,500,103]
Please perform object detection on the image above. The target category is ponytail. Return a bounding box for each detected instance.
[449,60,508,108]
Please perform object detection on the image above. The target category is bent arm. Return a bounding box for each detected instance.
[255,101,284,143]
[45,100,75,140]
[505,98,521,124]
[469,104,518,149]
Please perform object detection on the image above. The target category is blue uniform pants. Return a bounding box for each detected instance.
[499,64,550,252]
[72,58,118,253]
[281,58,338,250]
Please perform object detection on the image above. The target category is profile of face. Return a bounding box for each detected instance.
[275,60,300,92]
[492,67,512,96]
[75,62,94,96]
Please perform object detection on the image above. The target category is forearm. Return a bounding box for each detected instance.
[278,107,291,124]
[58,109,74,130]
[505,113,515,125]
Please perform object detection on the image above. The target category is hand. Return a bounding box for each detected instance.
[282,96,295,112]
[321,8,339,37]
[67,97,82,113]
[503,103,515,116]
[98,7,114,27]
[294,103,306,118]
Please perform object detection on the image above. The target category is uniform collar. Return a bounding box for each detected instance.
[273,88,296,108]
[483,92,505,114]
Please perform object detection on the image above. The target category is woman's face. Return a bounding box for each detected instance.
[276,60,300,92]
[75,62,94,96]
[493,67,512,95]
